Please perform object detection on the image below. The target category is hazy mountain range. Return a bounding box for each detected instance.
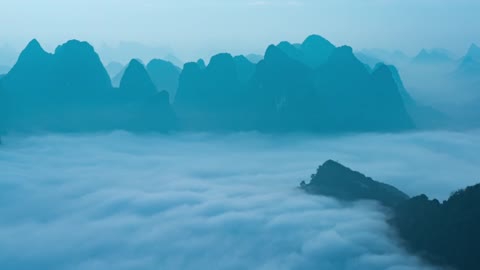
[1,35,479,134]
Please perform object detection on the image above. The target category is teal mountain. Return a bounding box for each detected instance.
[455,45,480,77]
[146,59,182,102]
[0,36,418,134]
[175,36,414,132]
[413,49,453,64]
[0,39,174,132]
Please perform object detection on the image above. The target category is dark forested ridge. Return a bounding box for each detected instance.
[301,160,480,270]
[0,35,417,134]
[300,160,409,207]
[391,184,480,270]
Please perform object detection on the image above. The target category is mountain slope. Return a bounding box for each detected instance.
[146,59,181,102]
[301,160,480,270]
[301,160,409,207]
[391,184,480,270]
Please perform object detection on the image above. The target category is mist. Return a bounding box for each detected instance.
[1,0,480,61]
[1,131,479,269]
[387,61,472,110]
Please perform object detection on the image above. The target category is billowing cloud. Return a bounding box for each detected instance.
[1,131,478,269]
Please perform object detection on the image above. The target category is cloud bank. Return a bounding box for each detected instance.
[1,131,478,269]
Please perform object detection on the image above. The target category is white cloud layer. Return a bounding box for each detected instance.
[1,131,479,269]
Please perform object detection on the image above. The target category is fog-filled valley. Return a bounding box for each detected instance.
[1,3,480,267]
[2,131,480,270]
[2,34,480,269]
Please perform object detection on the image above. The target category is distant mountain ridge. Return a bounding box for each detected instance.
[0,35,417,134]
[465,43,480,61]
[105,61,124,78]
[176,36,414,132]
[359,48,410,66]
[0,39,174,132]
[413,49,454,64]
[146,59,182,102]
[120,59,157,95]
[384,65,446,128]
[456,56,480,75]
[276,35,335,68]
[454,44,480,77]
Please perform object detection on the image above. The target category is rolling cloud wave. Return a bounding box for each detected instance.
[1,131,478,269]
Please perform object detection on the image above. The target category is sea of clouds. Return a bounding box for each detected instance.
[1,130,479,270]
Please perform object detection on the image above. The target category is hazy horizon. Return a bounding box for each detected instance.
[1,0,480,62]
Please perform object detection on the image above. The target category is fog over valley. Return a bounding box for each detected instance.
[2,131,479,269]
[1,1,480,269]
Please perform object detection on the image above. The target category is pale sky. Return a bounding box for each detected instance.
[1,0,479,61]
